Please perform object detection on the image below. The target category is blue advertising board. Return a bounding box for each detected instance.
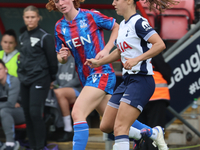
[165,30,200,123]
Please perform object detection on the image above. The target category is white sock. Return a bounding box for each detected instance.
[150,128,158,140]
[5,142,15,147]
[63,115,73,132]
[113,142,129,150]
[129,126,142,140]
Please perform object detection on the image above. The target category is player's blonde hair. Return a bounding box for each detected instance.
[23,5,42,20]
[46,0,85,11]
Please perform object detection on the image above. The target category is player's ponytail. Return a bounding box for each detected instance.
[142,0,179,12]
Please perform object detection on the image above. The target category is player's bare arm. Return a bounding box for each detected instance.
[136,34,165,62]
[95,23,119,60]
[85,48,121,68]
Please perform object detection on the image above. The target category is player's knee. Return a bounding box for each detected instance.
[71,108,76,120]
[71,108,84,122]
[100,122,113,133]
[54,89,62,99]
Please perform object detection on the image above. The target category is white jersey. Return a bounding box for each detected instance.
[115,13,157,75]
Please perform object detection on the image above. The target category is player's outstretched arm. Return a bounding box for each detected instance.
[85,48,121,68]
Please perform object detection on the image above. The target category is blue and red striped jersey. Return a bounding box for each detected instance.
[55,8,115,86]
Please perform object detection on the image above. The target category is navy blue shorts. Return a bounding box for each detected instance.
[108,73,155,112]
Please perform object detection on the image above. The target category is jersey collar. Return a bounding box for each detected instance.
[125,13,138,24]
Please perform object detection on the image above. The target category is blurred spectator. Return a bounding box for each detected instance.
[138,53,171,150]
[0,59,25,150]
[17,5,58,150]
[0,29,20,77]
[53,55,82,142]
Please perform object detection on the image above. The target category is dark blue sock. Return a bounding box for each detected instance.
[73,121,89,150]
[114,135,129,149]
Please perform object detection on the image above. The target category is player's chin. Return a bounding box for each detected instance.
[115,10,121,16]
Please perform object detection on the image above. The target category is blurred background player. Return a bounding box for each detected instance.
[17,5,58,150]
[0,59,25,150]
[85,0,177,149]
[46,0,119,149]
[0,29,20,77]
[46,0,173,150]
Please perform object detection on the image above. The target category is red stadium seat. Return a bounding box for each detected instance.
[168,0,195,24]
[15,124,27,141]
[159,0,195,40]
[159,15,188,40]
[0,123,26,129]
[15,124,26,129]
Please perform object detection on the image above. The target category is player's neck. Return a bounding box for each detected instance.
[123,9,136,22]
[64,8,79,21]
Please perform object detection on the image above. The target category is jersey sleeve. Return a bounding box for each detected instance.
[90,9,116,30]
[135,18,157,41]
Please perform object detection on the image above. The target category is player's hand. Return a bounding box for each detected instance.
[59,44,70,61]
[123,57,139,70]
[84,59,100,68]
[50,82,54,89]
[15,102,21,108]
[95,49,109,60]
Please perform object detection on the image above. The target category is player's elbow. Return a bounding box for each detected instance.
[157,41,166,53]
[113,22,119,31]
[160,42,166,51]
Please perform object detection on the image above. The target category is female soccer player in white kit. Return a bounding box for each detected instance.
[85,0,178,149]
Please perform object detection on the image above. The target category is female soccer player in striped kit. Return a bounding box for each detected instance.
[46,1,119,149]
[46,0,175,149]
[85,0,178,149]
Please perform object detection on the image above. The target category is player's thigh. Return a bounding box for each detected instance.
[114,102,141,136]
[54,87,77,104]
[12,107,25,124]
[72,86,106,121]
